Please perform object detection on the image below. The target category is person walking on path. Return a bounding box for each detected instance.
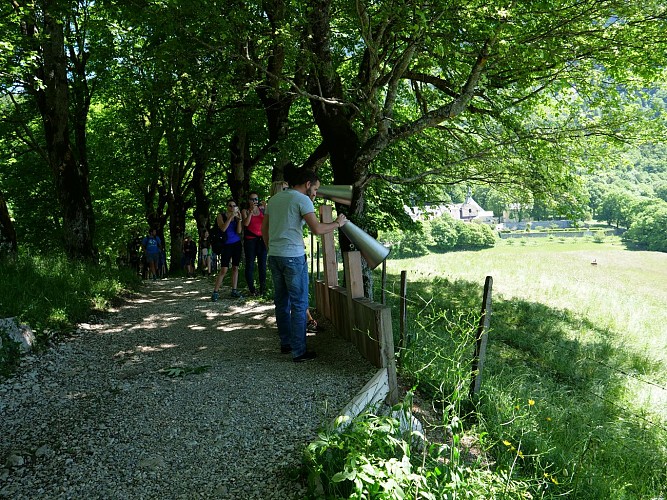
[212,200,244,301]
[199,229,211,276]
[261,167,347,362]
[142,228,162,281]
[241,191,267,296]
[182,234,197,278]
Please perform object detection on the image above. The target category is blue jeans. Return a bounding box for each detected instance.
[244,237,267,293]
[268,255,309,357]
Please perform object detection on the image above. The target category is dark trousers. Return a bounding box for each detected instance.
[244,237,267,293]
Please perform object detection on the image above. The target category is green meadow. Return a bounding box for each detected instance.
[379,236,667,498]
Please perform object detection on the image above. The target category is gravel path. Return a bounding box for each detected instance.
[0,277,376,499]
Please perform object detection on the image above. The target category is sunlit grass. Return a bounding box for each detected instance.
[0,253,141,338]
[388,237,667,366]
[378,236,667,499]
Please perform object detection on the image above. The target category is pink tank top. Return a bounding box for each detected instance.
[245,210,264,238]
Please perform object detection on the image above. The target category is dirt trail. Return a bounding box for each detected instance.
[0,277,375,499]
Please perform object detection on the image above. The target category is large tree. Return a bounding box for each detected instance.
[296,1,667,218]
[2,0,102,260]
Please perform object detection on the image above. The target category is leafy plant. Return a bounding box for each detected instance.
[379,229,429,259]
[0,253,140,377]
[0,330,22,378]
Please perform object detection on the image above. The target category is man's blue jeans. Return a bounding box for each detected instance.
[268,255,309,358]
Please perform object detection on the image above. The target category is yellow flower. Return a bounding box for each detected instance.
[546,417,552,422]
[503,440,512,446]
[528,399,535,406]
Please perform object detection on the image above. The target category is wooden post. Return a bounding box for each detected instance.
[318,205,337,320]
[310,233,315,308]
[310,233,314,281]
[470,276,493,400]
[378,306,399,404]
[344,251,364,343]
[381,260,387,305]
[399,270,407,350]
[319,205,337,288]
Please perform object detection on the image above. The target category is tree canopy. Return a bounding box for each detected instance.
[1,0,667,261]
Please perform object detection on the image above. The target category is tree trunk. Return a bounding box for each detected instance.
[168,196,187,274]
[305,0,378,296]
[30,4,96,261]
[228,129,250,203]
[186,105,213,234]
[192,158,211,233]
[164,124,191,274]
[0,190,18,256]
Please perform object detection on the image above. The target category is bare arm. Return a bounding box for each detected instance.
[242,208,253,227]
[303,212,347,235]
[217,213,233,230]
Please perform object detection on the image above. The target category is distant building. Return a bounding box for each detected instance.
[405,189,495,224]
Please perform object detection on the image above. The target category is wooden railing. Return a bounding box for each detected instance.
[314,205,398,405]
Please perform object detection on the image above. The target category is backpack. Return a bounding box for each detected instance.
[209,221,227,254]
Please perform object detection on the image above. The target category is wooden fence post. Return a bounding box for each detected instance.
[469,276,493,400]
[381,260,387,305]
[317,205,337,320]
[319,205,337,288]
[344,252,365,342]
[399,270,407,351]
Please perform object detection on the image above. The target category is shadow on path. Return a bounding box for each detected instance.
[0,277,375,499]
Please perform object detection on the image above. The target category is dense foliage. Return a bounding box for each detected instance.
[379,214,497,258]
[623,200,667,251]
[2,1,667,263]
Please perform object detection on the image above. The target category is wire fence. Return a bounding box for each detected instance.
[378,272,667,436]
[306,239,667,435]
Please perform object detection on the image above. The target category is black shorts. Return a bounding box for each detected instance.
[220,241,242,268]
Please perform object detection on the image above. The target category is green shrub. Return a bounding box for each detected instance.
[623,201,667,252]
[454,222,497,249]
[429,215,458,251]
[304,408,530,499]
[0,253,140,355]
[379,229,428,259]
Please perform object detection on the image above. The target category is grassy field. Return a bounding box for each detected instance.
[379,236,667,498]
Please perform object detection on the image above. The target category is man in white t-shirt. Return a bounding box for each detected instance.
[262,169,347,362]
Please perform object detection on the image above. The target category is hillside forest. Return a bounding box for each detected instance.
[1,1,667,265]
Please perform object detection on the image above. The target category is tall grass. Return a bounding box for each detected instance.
[0,253,140,374]
[378,237,667,499]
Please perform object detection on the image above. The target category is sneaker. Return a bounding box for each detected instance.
[306,320,318,333]
[280,345,292,354]
[230,289,243,299]
[293,351,317,363]
[211,291,219,302]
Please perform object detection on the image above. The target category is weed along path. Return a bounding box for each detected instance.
[0,277,376,499]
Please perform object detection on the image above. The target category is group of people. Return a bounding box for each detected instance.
[210,185,282,301]
[208,167,347,362]
[134,167,344,363]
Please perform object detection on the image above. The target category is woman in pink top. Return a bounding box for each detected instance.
[241,191,267,296]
